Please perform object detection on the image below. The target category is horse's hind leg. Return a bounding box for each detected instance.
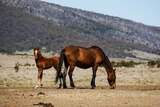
[58,72,63,88]
[62,67,68,89]
[68,66,76,88]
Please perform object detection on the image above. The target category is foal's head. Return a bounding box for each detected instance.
[107,69,116,89]
[34,48,41,59]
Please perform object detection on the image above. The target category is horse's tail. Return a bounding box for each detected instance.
[55,49,65,84]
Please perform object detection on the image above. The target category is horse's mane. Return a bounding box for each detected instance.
[90,46,100,49]
[38,52,43,59]
[105,56,113,71]
[90,46,113,71]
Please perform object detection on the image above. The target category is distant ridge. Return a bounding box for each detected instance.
[0,0,160,58]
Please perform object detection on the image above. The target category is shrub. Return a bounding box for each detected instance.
[111,61,140,68]
[157,61,160,68]
[14,62,21,72]
[148,61,157,67]
[23,63,31,66]
[111,61,116,67]
[148,61,160,68]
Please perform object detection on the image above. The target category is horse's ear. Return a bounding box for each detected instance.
[34,48,39,51]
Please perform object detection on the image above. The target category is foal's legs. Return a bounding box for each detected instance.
[68,66,76,88]
[35,68,43,88]
[91,64,98,89]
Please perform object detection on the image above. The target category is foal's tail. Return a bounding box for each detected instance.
[55,49,65,84]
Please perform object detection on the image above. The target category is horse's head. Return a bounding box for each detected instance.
[107,69,116,89]
[34,48,39,59]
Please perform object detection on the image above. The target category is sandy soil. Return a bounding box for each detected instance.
[0,53,160,107]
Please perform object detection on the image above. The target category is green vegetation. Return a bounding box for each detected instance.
[23,63,31,66]
[111,61,141,68]
[111,60,160,68]
[158,62,160,68]
[14,62,34,72]
[14,62,21,72]
[148,61,160,68]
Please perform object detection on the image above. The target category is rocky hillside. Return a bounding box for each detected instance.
[0,0,160,58]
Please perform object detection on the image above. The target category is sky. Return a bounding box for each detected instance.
[41,0,160,27]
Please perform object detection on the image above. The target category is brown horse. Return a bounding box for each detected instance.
[55,46,116,89]
[34,48,63,88]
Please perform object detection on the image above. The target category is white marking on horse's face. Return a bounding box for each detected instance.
[34,50,38,58]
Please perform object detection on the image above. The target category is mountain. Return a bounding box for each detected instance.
[0,0,160,58]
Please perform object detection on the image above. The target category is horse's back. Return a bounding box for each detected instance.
[64,45,106,59]
[64,45,96,58]
[52,56,60,61]
[63,46,78,55]
[63,46,107,67]
[51,56,60,69]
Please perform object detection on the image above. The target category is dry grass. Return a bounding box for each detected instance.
[0,53,160,87]
[0,53,160,107]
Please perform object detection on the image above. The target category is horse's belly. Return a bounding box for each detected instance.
[76,61,93,69]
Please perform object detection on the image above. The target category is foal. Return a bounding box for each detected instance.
[34,48,62,88]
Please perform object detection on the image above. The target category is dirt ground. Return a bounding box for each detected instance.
[0,53,160,107]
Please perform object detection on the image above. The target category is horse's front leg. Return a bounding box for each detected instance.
[35,68,43,89]
[91,65,98,89]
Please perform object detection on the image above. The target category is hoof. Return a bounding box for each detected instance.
[63,86,67,89]
[91,86,96,89]
[110,87,115,89]
[71,86,76,89]
[57,86,62,89]
[91,85,96,89]
[35,84,43,89]
[40,84,43,87]
[35,85,39,89]
[58,84,62,89]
